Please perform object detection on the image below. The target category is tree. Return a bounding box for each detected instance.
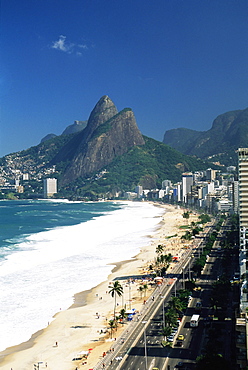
[164,253,173,265]
[160,326,172,341]
[164,309,178,327]
[168,296,184,313]
[196,353,231,370]
[108,280,123,319]
[143,283,149,297]
[192,227,200,236]
[181,230,192,240]
[198,213,211,224]
[182,211,190,224]
[119,308,127,325]
[108,319,117,339]
[156,244,164,255]
[138,285,144,298]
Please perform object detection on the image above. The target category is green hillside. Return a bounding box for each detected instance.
[59,136,217,199]
[163,108,248,166]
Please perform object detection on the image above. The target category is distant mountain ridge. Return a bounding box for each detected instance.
[40,120,87,143]
[163,108,248,165]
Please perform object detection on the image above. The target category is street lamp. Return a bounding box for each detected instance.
[128,279,131,310]
[122,282,125,308]
[142,321,148,370]
[182,268,185,289]
[188,258,192,280]
[160,296,165,327]
[174,278,177,297]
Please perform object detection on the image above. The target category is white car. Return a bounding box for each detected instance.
[167,335,174,342]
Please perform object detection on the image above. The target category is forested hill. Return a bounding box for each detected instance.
[58,135,219,199]
[163,108,248,166]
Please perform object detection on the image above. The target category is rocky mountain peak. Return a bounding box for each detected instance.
[86,95,118,136]
[56,96,145,185]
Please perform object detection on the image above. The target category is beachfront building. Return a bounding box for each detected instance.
[135,185,143,198]
[233,180,239,214]
[206,168,218,182]
[43,178,57,198]
[238,148,248,311]
[182,172,193,203]
[162,179,172,189]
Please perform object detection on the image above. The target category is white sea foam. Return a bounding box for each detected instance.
[0,201,164,352]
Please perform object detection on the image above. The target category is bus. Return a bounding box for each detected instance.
[190,314,200,327]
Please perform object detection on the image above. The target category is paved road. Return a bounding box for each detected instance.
[94,221,219,370]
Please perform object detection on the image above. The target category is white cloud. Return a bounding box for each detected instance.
[78,44,88,50]
[51,36,89,56]
[51,35,74,53]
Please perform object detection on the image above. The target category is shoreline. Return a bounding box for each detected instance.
[0,203,192,370]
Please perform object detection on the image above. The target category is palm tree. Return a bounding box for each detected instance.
[138,285,144,298]
[164,309,178,328]
[168,296,184,313]
[143,283,149,297]
[108,319,117,339]
[156,244,164,255]
[119,308,127,325]
[183,211,190,224]
[108,280,124,319]
[164,253,173,269]
[161,326,172,341]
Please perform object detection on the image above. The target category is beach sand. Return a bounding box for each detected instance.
[0,203,198,370]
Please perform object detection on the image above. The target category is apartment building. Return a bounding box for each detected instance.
[238,148,248,311]
[43,178,57,198]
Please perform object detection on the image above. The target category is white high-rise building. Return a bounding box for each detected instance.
[238,149,248,311]
[232,180,239,214]
[182,172,193,203]
[44,178,57,198]
[162,180,172,189]
[135,185,143,198]
[238,149,248,246]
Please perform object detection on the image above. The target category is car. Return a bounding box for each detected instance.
[175,362,184,368]
[177,334,185,341]
[175,340,183,347]
[193,286,202,291]
[167,335,174,342]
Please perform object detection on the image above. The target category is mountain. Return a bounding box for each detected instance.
[40,133,57,143]
[76,135,213,197]
[0,95,217,199]
[40,120,87,143]
[52,95,145,185]
[61,120,87,135]
[163,108,248,165]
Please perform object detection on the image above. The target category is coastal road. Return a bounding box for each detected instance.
[94,221,215,370]
[94,240,201,370]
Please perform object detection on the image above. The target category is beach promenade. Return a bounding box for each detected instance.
[0,203,199,370]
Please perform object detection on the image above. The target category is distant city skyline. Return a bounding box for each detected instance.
[1,0,248,157]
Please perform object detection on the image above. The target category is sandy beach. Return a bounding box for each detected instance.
[0,203,197,370]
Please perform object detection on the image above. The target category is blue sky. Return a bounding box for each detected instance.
[1,0,248,157]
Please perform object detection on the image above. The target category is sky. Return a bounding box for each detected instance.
[1,0,248,157]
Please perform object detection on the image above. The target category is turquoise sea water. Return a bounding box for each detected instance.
[0,199,164,352]
[0,199,122,261]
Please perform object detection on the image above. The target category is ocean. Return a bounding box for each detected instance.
[0,199,164,352]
